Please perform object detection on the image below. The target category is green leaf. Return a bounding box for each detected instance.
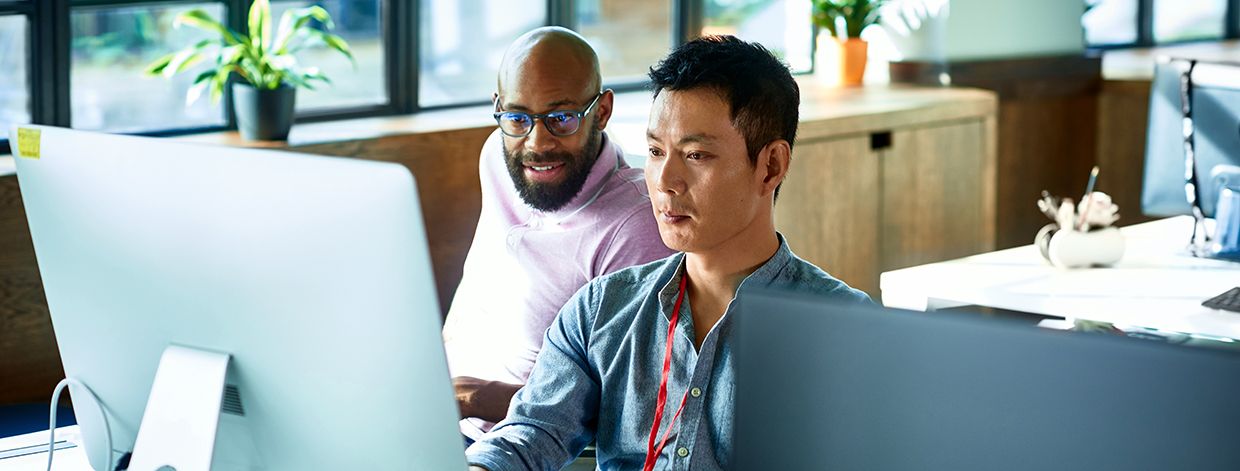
[185,70,217,105]
[303,67,331,88]
[218,44,245,67]
[175,10,244,45]
[142,51,177,76]
[186,81,209,106]
[812,0,885,38]
[306,5,334,30]
[238,59,266,88]
[191,69,217,85]
[249,0,273,53]
[273,6,333,55]
[209,70,228,104]
[278,67,312,89]
[162,39,215,79]
[303,29,356,69]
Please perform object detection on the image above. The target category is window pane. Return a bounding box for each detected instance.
[271,1,386,111]
[1083,0,1138,46]
[419,0,545,108]
[703,0,813,72]
[0,15,30,142]
[1154,0,1225,43]
[575,0,672,84]
[71,3,226,133]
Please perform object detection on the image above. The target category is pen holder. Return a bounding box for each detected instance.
[1036,224,1125,268]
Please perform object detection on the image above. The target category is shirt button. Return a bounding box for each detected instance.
[690,387,702,398]
[677,447,689,458]
[506,234,518,246]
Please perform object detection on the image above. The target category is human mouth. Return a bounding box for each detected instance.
[658,209,689,224]
[524,162,565,182]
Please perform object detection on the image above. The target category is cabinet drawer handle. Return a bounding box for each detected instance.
[871,131,892,150]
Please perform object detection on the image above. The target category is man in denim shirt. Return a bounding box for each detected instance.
[467,36,872,471]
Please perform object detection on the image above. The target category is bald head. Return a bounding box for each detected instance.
[498,27,601,98]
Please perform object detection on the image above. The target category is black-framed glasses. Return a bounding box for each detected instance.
[493,91,605,137]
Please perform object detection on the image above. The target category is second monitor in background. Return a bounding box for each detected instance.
[1143,58,1240,220]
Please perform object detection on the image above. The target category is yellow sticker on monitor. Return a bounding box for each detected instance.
[16,127,40,159]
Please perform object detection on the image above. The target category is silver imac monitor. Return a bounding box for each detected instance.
[10,125,468,471]
[735,288,1240,470]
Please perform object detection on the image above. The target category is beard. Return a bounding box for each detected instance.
[503,126,602,212]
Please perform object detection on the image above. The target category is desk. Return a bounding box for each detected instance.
[0,426,90,471]
[0,426,598,471]
[880,216,1240,340]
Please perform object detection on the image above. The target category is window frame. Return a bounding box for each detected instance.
[0,0,727,154]
[1088,0,1240,49]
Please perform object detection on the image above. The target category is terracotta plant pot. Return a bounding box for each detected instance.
[838,38,868,85]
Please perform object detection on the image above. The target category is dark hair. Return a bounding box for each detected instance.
[647,35,799,199]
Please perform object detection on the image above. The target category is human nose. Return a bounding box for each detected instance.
[649,153,685,196]
[524,118,556,154]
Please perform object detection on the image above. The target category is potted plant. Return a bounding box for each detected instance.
[144,0,355,141]
[811,0,884,85]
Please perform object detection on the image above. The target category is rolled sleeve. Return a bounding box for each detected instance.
[466,282,601,471]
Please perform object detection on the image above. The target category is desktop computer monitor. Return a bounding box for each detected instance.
[10,125,468,471]
[1142,58,1240,219]
[734,288,1240,470]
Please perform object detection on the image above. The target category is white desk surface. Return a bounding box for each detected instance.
[881,216,1240,340]
[0,425,598,471]
[0,426,90,471]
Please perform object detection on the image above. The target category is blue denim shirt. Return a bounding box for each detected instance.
[466,234,872,471]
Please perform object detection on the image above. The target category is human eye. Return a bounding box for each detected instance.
[686,151,707,161]
[548,112,574,124]
[505,113,531,125]
[648,147,666,160]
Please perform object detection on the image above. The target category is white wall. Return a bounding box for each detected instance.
[944,0,1085,60]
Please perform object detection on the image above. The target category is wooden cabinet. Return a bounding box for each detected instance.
[778,135,880,296]
[775,84,997,299]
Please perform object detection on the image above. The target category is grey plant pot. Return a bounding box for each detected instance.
[232,83,296,141]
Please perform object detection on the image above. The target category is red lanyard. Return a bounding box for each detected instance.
[643,274,691,471]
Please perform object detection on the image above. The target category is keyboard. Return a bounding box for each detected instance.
[1202,287,1240,313]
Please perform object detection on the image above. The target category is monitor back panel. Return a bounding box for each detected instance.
[735,289,1240,471]
[11,125,467,471]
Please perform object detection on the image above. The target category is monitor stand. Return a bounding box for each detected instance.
[127,344,231,471]
[1186,207,1240,262]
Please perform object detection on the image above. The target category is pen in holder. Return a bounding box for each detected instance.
[1036,189,1124,268]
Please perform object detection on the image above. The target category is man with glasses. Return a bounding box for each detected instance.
[442,27,674,443]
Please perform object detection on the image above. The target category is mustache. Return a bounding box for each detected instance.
[509,149,576,165]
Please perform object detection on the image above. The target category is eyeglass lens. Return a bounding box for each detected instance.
[498,112,581,137]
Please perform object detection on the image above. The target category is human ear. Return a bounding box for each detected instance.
[757,139,791,197]
[594,89,615,130]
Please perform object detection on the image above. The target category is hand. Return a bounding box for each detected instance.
[453,376,523,423]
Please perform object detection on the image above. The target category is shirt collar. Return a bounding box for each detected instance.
[656,234,794,319]
[736,233,794,292]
